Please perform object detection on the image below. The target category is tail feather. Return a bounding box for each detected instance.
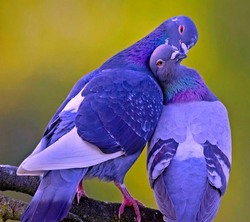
[22,168,87,222]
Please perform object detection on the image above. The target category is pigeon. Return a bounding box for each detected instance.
[17,16,198,222]
[147,44,232,222]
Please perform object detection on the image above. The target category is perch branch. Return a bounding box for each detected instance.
[0,165,163,222]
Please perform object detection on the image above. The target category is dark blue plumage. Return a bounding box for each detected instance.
[147,44,231,222]
[76,70,162,155]
[17,16,199,222]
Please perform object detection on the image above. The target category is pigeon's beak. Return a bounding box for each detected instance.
[171,50,187,62]
[180,42,189,54]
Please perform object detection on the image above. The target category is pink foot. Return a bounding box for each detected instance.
[115,182,143,222]
[77,180,88,203]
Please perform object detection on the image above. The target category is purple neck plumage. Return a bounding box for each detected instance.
[100,24,168,72]
[162,66,217,105]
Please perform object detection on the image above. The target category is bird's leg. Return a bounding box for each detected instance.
[114,182,143,222]
[77,180,88,203]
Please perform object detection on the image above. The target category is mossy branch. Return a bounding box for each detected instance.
[0,165,163,222]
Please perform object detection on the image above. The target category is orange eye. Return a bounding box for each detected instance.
[156,59,164,67]
[179,25,185,34]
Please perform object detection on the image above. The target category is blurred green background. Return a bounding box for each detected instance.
[0,1,249,221]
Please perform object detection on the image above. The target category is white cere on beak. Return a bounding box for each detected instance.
[165,39,169,45]
[181,43,189,54]
[171,18,178,22]
[171,51,179,60]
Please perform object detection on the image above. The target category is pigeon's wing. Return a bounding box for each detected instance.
[147,138,178,220]
[190,101,232,220]
[18,69,163,175]
[203,142,231,195]
[146,104,188,220]
[190,101,231,192]
[17,98,120,175]
[17,71,98,175]
[153,171,177,221]
[195,141,231,221]
[75,69,162,155]
[147,139,178,187]
[147,102,189,188]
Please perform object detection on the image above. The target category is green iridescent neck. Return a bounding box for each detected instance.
[162,66,217,104]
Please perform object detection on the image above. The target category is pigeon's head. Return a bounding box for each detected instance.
[163,15,198,54]
[101,16,197,71]
[149,44,186,81]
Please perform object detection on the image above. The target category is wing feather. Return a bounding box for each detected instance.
[76,69,163,155]
[17,127,124,175]
[18,69,162,175]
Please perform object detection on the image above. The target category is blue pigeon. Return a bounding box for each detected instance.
[17,16,198,222]
[147,44,232,222]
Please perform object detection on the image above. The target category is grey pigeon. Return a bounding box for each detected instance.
[147,44,231,222]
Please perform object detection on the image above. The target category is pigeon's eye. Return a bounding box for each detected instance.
[156,59,164,67]
[179,25,185,34]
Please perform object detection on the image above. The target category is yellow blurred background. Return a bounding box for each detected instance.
[0,1,249,221]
